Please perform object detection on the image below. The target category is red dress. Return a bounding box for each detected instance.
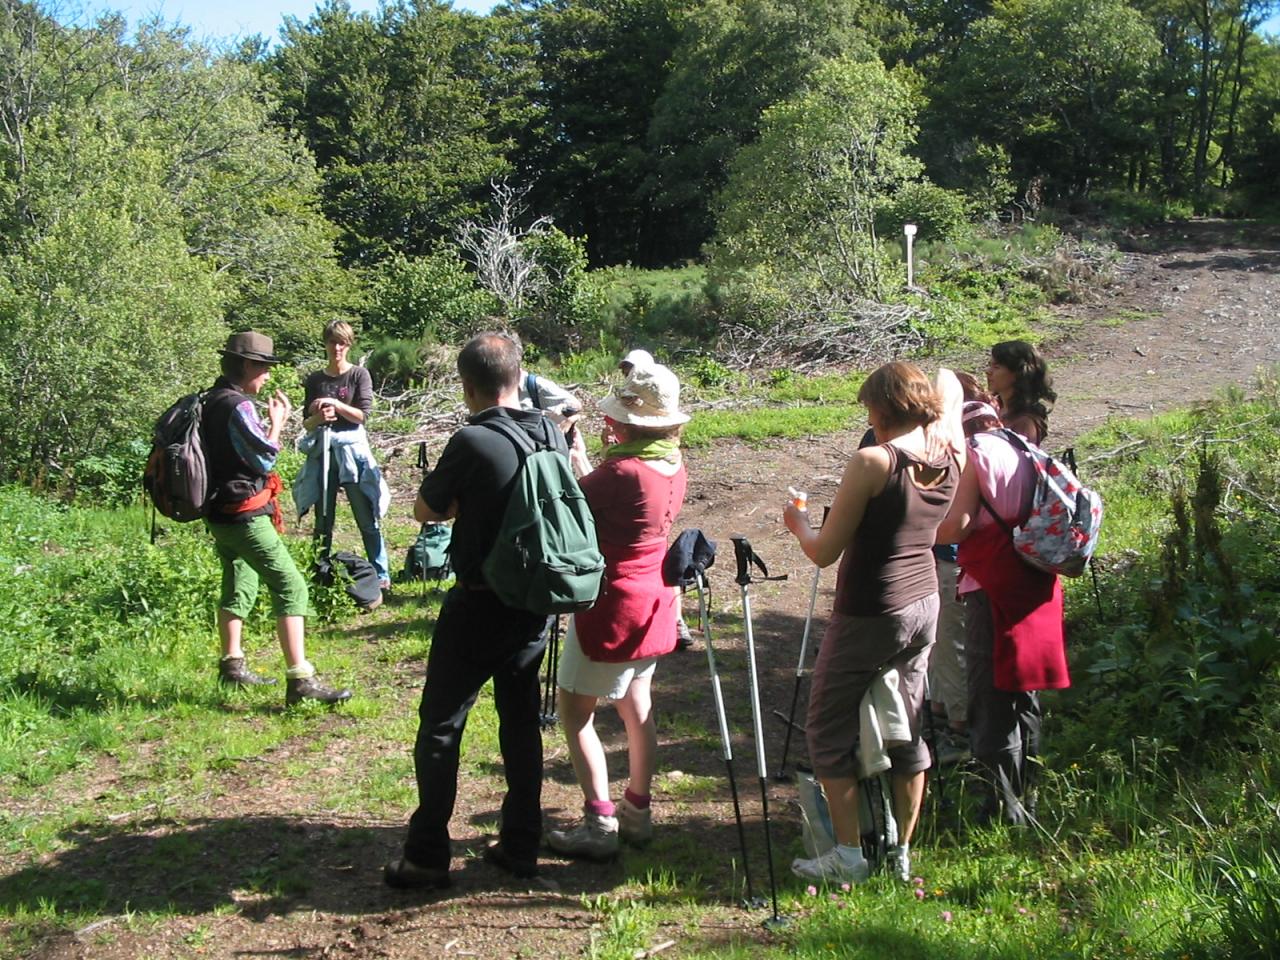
[573,456,687,663]
[958,523,1069,692]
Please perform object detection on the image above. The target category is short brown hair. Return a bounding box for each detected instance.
[857,362,943,428]
[324,320,355,345]
[457,331,522,398]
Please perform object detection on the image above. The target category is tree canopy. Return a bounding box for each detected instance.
[3,0,1280,490]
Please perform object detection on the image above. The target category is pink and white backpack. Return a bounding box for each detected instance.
[979,428,1104,578]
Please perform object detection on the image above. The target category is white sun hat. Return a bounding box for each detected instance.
[619,348,655,373]
[599,363,690,427]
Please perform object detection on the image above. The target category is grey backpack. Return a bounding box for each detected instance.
[143,391,209,524]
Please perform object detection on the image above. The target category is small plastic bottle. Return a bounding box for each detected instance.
[787,486,808,511]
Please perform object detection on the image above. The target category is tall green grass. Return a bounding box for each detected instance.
[4,374,1279,960]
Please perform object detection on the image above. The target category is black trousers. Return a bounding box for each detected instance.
[403,586,549,869]
[964,590,1041,826]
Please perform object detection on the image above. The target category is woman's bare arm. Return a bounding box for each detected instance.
[783,446,889,567]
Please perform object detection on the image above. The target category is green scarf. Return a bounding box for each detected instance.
[605,437,682,465]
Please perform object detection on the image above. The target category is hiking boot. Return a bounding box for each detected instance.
[885,844,911,884]
[383,857,450,891]
[483,841,540,878]
[286,675,353,706]
[936,729,971,767]
[617,797,653,846]
[675,618,694,651]
[219,656,277,687]
[546,813,619,861]
[791,846,870,884]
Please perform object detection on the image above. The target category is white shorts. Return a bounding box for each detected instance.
[557,618,659,701]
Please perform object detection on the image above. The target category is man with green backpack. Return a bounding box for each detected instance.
[385,331,603,891]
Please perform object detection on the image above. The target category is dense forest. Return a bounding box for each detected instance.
[1,0,1278,491]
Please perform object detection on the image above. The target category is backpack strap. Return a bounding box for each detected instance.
[525,372,542,410]
[974,428,1027,538]
[976,488,1016,539]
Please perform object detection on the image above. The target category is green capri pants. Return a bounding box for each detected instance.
[207,515,311,619]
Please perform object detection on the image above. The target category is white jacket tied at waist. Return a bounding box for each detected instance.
[291,425,390,519]
[857,667,912,779]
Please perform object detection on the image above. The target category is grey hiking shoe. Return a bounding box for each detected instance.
[675,618,694,650]
[219,656,276,687]
[617,797,653,846]
[285,675,353,706]
[791,846,870,884]
[547,813,619,861]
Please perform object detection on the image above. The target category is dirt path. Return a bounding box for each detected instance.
[15,221,1280,960]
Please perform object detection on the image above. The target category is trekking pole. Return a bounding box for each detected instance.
[417,442,430,596]
[696,564,760,908]
[731,535,789,930]
[774,506,829,781]
[922,674,951,815]
[540,615,561,729]
[317,423,333,558]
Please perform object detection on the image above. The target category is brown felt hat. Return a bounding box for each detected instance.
[220,331,282,364]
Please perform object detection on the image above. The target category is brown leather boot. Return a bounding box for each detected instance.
[286,675,353,706]
[219,656,277,686]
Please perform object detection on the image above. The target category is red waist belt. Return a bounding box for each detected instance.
[220,472,285,533]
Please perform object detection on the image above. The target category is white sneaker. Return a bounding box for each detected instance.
[791,845,870,883]
[886,844,911,883]
[547,813,619,861]
[616,797,653,846]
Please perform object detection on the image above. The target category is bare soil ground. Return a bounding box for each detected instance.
[9,220,1280,960]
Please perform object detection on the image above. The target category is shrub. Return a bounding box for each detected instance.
[876,180,972,243]
[516,228,607,354]
[366,249,497,343]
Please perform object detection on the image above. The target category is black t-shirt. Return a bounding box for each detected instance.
[304,366,373,432]
[421,406,569,584]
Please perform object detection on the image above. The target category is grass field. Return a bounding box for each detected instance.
[2,374,1279,958]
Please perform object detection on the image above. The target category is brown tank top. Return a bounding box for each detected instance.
[833,444,958,617]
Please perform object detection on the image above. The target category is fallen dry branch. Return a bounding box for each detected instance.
[719,295,929,370]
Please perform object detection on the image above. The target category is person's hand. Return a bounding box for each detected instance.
[600,421,621,447]
[309,398,338,424]
[268,390,292,429]
[926,367,965,462]
[783,501,810,537]
[557,411,581,435]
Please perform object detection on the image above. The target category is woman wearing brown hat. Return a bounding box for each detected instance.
[204,331,353,706]
[546,364,689,860]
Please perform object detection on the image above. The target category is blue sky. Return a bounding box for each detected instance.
[84,1,499,44]
[78,2,1280,52]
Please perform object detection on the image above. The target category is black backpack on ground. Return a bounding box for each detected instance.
[314,550,384,612]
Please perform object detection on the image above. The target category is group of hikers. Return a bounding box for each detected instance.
[196,323,1067,891]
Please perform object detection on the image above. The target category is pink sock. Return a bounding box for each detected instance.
[623,788,651,810]
[586,799,615,817]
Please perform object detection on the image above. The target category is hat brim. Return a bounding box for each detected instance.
[221,349,283,365]
[598,394,690,427]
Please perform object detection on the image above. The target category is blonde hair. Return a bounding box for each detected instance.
[857,362,944,429]
[324,320,355,346]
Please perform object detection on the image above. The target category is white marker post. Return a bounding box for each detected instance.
[904,223,918,290]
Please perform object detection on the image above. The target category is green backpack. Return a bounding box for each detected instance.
[401,522,453,584]
[481,417,604,614]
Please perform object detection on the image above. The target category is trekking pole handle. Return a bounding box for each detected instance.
[730,535,788,586]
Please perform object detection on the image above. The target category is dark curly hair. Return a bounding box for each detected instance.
[991,340,1055,438]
